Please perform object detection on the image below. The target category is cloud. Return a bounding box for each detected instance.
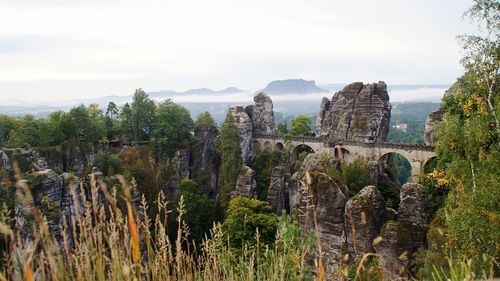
[0,0,474,101]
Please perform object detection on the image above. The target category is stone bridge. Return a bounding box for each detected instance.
[254,134,437,182]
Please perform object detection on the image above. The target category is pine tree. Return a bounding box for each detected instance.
[217,111,242,209]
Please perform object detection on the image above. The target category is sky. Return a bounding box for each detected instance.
[0,0,477,102]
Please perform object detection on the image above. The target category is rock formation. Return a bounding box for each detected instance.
[375,183,429,280]
[229,92,276,164]
[288,153,349,277]
[316,82,391,142]
[424,109,442,145]
[248,92,276,134]
[398,183,429,229]
[191,127,219,196]
[344,185,386,258]
[233,166,258,199]
[374,221,413,281]
[267,166,285,213]
[229,106,255,165]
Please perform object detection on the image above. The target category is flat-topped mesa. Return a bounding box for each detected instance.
[316,81,391,143]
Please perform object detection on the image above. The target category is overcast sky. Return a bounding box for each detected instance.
[0,0,477,102]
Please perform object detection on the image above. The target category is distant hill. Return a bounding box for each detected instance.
[262,79,328,94]
[149,87,246,98]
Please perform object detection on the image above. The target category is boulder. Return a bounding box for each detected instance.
[424,109,442,146]
[233,166,258,199]
[267,166,285,213]
[344,185,386,258]
[316,82,391,143]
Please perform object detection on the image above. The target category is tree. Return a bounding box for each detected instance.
[0,115,18,146]
[217,112,242,209]
[253,149,282,200]
[131,89,156,141]
[417,0,500,275]
[106,102,119,120]
[458,0,500,147]
[172,179,216,243]
[120,103,133,134]
[289,115,312,136]
[194,111,216,131]
[152,99,193,157]
[276,121,288,136]
[222,197,278,250]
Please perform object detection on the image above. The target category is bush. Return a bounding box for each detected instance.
[92,151,120,176]
[222,197,278,250]
[172,179,217,244]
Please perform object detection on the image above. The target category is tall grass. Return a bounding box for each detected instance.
[0,176,315,281]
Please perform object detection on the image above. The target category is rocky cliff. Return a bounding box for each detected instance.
[316,82,391,142]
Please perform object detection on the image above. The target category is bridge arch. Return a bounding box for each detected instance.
[378,152,412,185]
[275,142,284,151]
[291,144,315,165]
[423,156,438,174]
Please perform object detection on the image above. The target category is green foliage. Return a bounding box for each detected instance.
[289,115,312,136]
[173,179,217,243]
[120,102,133,133]
[252,149,282,200]
[222,197,278,250]
[152,99,193,157]
[92,151,121,176]
[417,1,500,276]
[0,115,18,146]
[131,89,156,141]
[194,111,216,131]
[217,112,242,209]
[276,121,288,136]
[326,157,371,197]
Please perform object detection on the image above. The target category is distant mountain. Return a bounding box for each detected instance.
[262,79,328,94]
[149,87,245,98]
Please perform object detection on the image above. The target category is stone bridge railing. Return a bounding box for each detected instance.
[253,133,435,151]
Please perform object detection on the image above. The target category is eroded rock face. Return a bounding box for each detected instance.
[267,166,285,213]
[250,92,275,134]
[344,185,386,258]
[229,92,277,164]
[398,183,428,228]
[192,127,219,196]
[316,82,391,143]
[229,106,255,165]
[233,166,258,199]
[376,183,429,280]
[288,153,349,278]
[374,221,413,281]
[424,109,442,146]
